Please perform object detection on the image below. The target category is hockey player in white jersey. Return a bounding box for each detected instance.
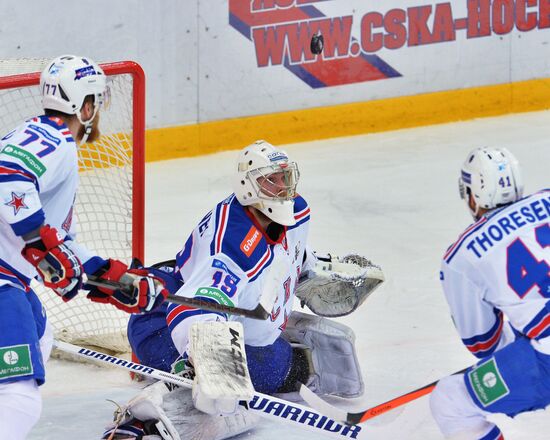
[430,147,550,440]
[102,140,384,439]
[0,55,168,439]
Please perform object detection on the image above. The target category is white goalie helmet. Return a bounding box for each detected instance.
[458,147,523,218]
[40,55,107,139]
[233,140,300,226]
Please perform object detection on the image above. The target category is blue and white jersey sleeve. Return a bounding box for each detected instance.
[440,261,514,358]
[0,116,80,285]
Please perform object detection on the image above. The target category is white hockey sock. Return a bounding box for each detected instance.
[0,379,41,440]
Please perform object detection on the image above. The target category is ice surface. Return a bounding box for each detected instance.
[30,110,549,439]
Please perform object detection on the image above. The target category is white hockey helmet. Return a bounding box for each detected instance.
[40,55,107,141]
[233,140,300,226]
[458,147,523,218]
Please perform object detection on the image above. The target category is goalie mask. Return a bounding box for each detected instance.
[40,55,108,143]
[458,147,523,219]
[233,140,300,226]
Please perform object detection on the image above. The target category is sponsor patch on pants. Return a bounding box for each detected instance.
[0,344,33,380]
[468,358,509,407]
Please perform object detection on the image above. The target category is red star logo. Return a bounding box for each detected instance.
[5,192,28,215]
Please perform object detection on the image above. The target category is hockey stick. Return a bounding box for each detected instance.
[84,256,288,321]
[85,274,275,320]
[299,366,469,425]
[54,340,368,439]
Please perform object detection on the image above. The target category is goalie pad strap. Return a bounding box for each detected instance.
[276,347,312,394]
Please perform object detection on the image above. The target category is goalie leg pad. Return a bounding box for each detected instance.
[163,387,259,440]
[189,321,254,415]
[102,382,180,440]
[283,311,364,398]
[103,381,259,440]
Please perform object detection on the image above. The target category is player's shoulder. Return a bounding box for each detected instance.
[22,116,74,143]
[443,216,488,265]
[289,194,311,229]
[1,115,75,162]
[210,194,272,279]
[442,189,550,265]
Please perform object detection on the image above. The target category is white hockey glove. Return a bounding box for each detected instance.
[189,321,254,416]
[282,311,364,398]
[296,253,385,317]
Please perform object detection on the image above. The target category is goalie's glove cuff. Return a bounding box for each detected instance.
[87,259,169,314]
[22,225,83,301]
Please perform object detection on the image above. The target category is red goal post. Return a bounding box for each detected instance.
[0,60,145,354]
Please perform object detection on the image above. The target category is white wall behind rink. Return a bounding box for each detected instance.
[2,0,550,129]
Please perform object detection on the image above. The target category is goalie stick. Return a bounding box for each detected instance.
[85,274,274,320]
[299,366,469,425]
[55,340,368,439]
[84,255,287,320]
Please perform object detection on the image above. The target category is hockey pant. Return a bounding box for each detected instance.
[0,285,53,439]
[430,336,550,439]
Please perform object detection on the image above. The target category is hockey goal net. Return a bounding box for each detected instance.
[0,59,145,354]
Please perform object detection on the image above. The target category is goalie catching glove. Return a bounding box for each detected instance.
[297,253,385,317]
[22,225,83,301]
[87,259,169,314]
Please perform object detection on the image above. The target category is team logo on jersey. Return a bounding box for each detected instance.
[0,344,33,380]
[240,226,261,257]
[4,192,29,215]
[1,145,47,177]
[468,358,510,407]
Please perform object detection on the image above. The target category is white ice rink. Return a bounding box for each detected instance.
[29,110,549,439]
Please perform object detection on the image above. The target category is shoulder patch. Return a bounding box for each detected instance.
[1,145,46,177]
[240,226,261,257]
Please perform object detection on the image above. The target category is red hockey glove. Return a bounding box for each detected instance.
[87,259,169,314]
[22,225,83,301]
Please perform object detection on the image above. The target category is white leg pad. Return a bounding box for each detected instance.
[189,321,254,415]
[163,387,259,440]
[283,311,364,398]
[0,379,41,440]
[430,374,495,439]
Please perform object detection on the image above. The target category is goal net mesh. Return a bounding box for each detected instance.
[0,59,143,354]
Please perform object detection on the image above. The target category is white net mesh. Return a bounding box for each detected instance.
[0,59,141,354]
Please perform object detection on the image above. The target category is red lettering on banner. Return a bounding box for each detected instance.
[408,6,433,46]
[384,9,407,50]
[253,26,287,66]
[467,0,491,38]
[492,0,515,35]
[316,16,353,58]
[252,0,320,12]
[516,0,537,32]
[285,21,319,63]
[539,0,550,29]
[253,17,352,66]
[432,3,456,43]
[361,12,383,52]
